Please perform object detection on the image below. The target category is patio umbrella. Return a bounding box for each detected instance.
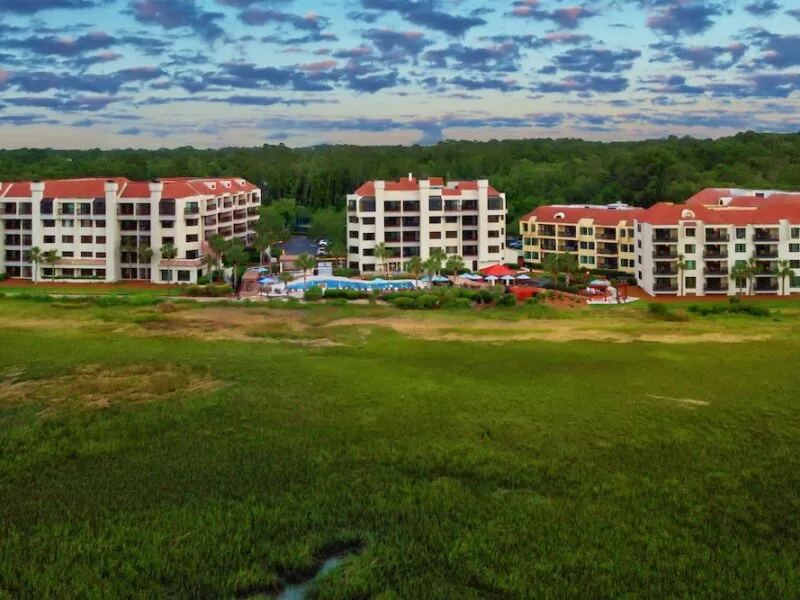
[485,275,498,283]
[432,275,449,283]
[590,279,609,286]
[420,276,431,282]
[459,272,473,279]
[500,275,514,282]
[516,274,531,280]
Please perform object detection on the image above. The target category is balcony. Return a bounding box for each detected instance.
[654,266,678,275]
[753,230,779,242]
[703,249,728,259]
[206,203,217,211]
[402,201,420,212]
[347,200,357,212]
[653,249,678,260]
[184,204,200,215]
[704,266,729,276]
[462,201,478,211]
[558,226,577,238]
[541,241,556,251]
[597,243,618,256]
[204,217,217,226]
[754,280,779,292]
[705,231,729,242]
[558,243,578,252]
[444,202,460,212]
[653,231,678,243]
[2,204,16,215]
[118,207,135,216]
[595,229,616,241]
[218,215,233,224]
[385,202,401,213]
[538,226,556,237]
[755,249,778,259]
[597,258,619,270]
[704,283,729,293]
[654,283,679,293]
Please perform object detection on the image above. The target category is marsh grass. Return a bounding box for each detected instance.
[2,299,800,598]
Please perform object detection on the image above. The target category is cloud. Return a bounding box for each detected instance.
[423,41,520,72]
[6,31,115,57]
[6,66,164,94]
[363,29,433,58]
[789,8,800,20]
[510,3,599,29]
[744,0,781,16]
[535,75,629,93]
[4,95,125,112]
[448,75,522,92]
[548,47,641,73]
[651,42,747,70]
[359,0,487,36]
[646,2,724,37]
[0,0,98,14]
[128,0,224,43]
[746,30,800,69]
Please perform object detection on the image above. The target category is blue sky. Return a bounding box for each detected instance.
[0,0,798,149]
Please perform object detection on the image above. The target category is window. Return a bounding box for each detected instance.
[62,251,74,258]
[428,197,442,211]
[685,244,695,254]
[186,234,199,243]
[81,251,93,258]
[62,235,74,244]
[620,259,629,267]
[580,226,594,235]
[62,220,74,228]
[638,270,642,280]
[793,276,800,288]
[362,264,375,272]
[790,260,800,269]
[429,216,441,224]
[580,256,588,264]
[362,217,375,225]
[735,259,746,267]
[488,230,500,238]
[488,245,500,253]
[637,240,642,248]
[522,223,529,232]
[44,235,56,244]
[446,231,458,239]
[363,248,374,256]
[685,227,695,237]
[735,243,747,253]
[790,244,800,253]
[488,215,501,223]
[637,256,642,264]
[186,219,198,227]
[348,246,358,254]
[177,270,191,282]
[430,231,441,239]
[685,276,696,290]
[80,219,92,228]
[792,227,800,239]
[588,256,595,265]
[736,228,746,239]
[160,270,171,282]
[96,269,105,278]
[81,235,93,244]
[162,237,174,246]
[363,232,375,241]
[349,216,358,223]
[97,252,106,259]
[628,228,634,238]
[43,220,56,228]
[161,220,174,229]
[96,220,106,228]
[445,216,458,223]
[488,196,504,210]
[685,260,696,270]
[637,224,641,233]
[446,246,458,254]
[349,231,358,239]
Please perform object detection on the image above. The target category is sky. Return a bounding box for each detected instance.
[0,0,799,149]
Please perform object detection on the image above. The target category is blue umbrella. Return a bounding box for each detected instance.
[432,275,449,283]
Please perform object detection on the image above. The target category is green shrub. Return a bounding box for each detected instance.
[333,268,359,277]
[327,298,347,306]
[0,273,8,282]
[648,303,668,315]
[393,297,415,309]
[304,286,323,301]
[524,296,539,305]
[180,284,231,298]
[416,294,439,309]
[451,298,472,309]
[729,296,741,305]
[345,289,364,301]
[498,293,517,307]
[197,275,211,285]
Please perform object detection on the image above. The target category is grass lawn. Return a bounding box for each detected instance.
[2,298,800,598]
[0,283,172,297]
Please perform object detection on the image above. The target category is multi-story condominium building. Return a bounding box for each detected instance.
[0,177,261,284]
[346,175,507,272]
[519,204,644,273]
[636,191,800,296]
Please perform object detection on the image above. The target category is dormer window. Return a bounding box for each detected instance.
[554,212,565,220]
[681,209,695,219]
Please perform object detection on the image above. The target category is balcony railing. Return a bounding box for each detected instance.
[654,267,678,275]
[184,206,200,215]
[597,245,618,256]
[703,250,728,259]
[654,284,679,292]
[538,228,556,237]
[755,251,778,259]
[595,232,616,241]
[754,283,779,292]
[754,231,779,242]
[653,232,678,243]
[653,251,678,259]
[705,232,729,242]
[559,228,577,238]
[704,267,729,276]
[704,285,729,292]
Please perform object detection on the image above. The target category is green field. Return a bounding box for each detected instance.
[2,297,800,599]
[0,284,171,297]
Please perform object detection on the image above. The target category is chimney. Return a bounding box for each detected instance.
[408,172,413,180]
[30,181,45,194]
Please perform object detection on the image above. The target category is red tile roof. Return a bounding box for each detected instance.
[120,181,152,199]
[520,205,644,226]
[385,180,419,191]
[429,177,444,186]
[352,178,501,197]
[685,188,732,205]
[442,189,461,196]
[639,202,800,226]
[355,181,375,196]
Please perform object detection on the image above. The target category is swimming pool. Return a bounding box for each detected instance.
[281,275,417,291]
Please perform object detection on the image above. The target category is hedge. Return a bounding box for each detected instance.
[181,284,232,297]
[304,286,324,301]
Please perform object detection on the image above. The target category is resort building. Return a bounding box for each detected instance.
[519,204,645,273]
[0,177,261,284]
[636,190,800,297]
[346,175,507,272]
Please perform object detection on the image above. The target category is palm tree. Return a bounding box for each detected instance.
[253,232,270,268]
[675,254,687,296]
[561,253,578,287]
[373,242,389,278]
[745,254,761,296]
[429,247,446,276]
[225,241,250,293]
[137,244,153,264]
[777,259,793,296]
[729,263,747,296]
[405,255,424,286]
[422,257,438,284]
[28,246,42,284]
[208,233,228,272]
[201,253,218,281]
[43,249,60,282]
[294,252,316,290]
[542,253,560,290]
[160,243,178,293]
[120,240,136,264]
[278,270,294,293]
[445,255,465,284]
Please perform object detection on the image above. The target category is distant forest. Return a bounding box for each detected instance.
[2,132,800,225]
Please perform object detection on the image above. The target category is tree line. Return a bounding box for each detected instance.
[2,132,799,228]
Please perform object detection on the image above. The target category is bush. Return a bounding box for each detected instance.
[498,293,517,307]
[729,296,741,305]
[0,273,9,282]
[393,297,415,309]
[304,286,323,301]
[333,268,359,277]
[647,303,668,315]
[416,294,439,309]
[181,284,231,298]
[451,298,472,309]
[525,296,539,305]
[327,298,347,306]
[197,275,211,285]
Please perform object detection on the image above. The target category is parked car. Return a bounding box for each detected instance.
[508,240,523,250]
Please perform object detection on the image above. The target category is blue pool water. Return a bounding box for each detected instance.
[284,276,416,291]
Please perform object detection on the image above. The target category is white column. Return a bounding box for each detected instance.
[30,181,45,248]
[149,181,163,283]
[419,179,430,262]
[374,181,385,247]
[104,180,120,282]
[477,180,489,267]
